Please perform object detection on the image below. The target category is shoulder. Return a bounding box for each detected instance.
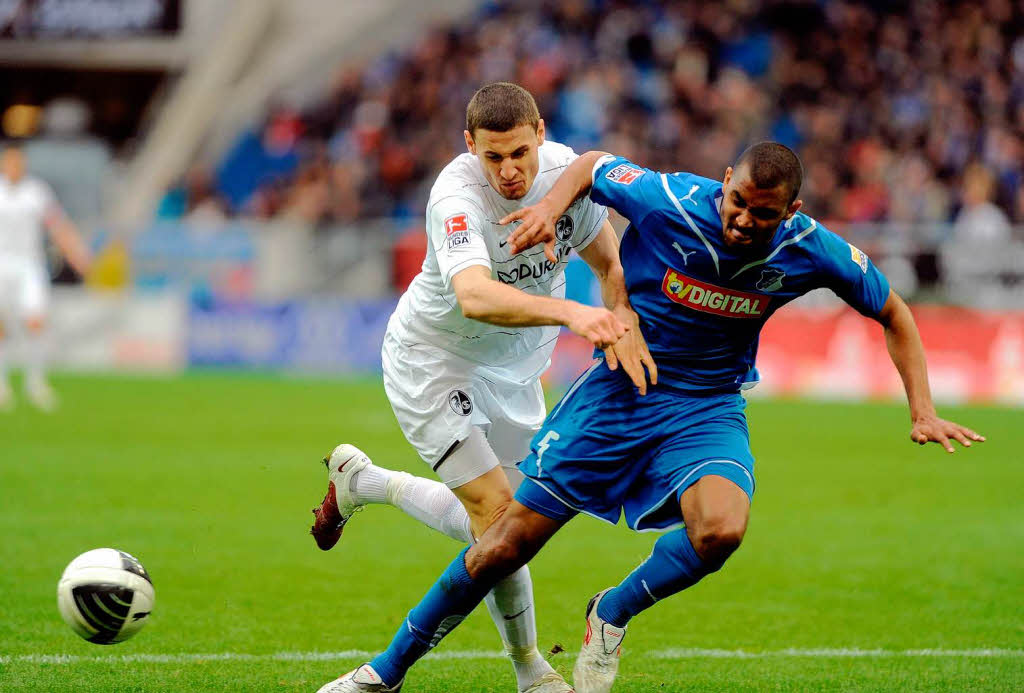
[430,153,485,198]
[428,154,488,215]
[661,171,721,199]
[785,212,863,272]
[666,171,719,188]
[24,177,54,199]
[537,139,577,170]
[12,178,56,211]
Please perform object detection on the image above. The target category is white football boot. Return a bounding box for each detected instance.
[315,664,402,692]
[572,589,626,693]
[309,444,372,550]
[523,671,575,692]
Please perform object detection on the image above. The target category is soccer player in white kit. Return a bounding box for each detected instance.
[0,144,92,411]
[310,83,656,693]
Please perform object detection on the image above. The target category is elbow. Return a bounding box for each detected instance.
[458,292,486,321]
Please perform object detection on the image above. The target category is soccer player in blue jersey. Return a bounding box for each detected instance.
[321,143,984,693]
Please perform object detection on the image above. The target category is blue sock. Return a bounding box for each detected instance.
[596,528,718,628]
[369,547,494,686]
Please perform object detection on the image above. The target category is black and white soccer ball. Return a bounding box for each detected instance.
[56,548,155,644]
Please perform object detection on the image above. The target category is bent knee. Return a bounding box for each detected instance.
[470,529,527,580]
[690,515,747,563]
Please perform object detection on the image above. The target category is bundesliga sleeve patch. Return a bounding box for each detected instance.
[605,164,644,185]
[849,244,869,273]
[444,213,471,251]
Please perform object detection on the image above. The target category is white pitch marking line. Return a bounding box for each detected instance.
[2,649,1022,665]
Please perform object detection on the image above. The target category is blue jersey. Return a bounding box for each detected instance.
[590,156,891,393]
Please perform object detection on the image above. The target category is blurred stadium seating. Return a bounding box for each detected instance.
[0,0,1022,401]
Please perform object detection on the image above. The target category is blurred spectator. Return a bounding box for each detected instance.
[953,163,1012,243]
[157,165,229,224]
[184,0,1023,238]
[216,106,302,213]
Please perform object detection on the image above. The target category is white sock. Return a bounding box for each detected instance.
[0,338,8,388]
[24,331,47,387]
[484,565,556,690]
[384,471,473,543]
[348,465,393,505]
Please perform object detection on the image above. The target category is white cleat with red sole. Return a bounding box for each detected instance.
[572,589,626,693]
[309,443,372,550]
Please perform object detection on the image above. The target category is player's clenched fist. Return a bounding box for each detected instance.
[567,303,629,349]
[501,202,559,263]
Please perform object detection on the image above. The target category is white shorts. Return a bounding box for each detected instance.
[0,258,48,321]
[381,330,546,489]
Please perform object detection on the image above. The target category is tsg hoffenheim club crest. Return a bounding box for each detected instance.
[756,268,786,292]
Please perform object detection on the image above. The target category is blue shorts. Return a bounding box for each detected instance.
[514,359,755,532]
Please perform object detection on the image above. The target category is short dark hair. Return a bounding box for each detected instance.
[734,142,803,203]
[466,82,540,135]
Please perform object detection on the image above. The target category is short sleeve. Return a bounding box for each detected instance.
[589,155,666,225]
[34,180,61,221]
[816,228,891,318]
[428,196,491,286]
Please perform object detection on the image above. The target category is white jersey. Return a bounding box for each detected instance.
[0,176,56,266]
[389,140,608,386]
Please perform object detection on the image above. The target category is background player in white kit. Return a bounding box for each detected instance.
[0,144,92,411]
[310,83,656,693]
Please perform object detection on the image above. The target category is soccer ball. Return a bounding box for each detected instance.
[56,548,155,644]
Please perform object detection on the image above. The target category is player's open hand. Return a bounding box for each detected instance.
[501,202,559,264]
[910,413,985,453]
[603,307,658,395]
[567,303,629,350]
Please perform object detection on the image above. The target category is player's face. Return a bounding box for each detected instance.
[720,164,802,252]
[464,121,545,200]
[1,148,25,182]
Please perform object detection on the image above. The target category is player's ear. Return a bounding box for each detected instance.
[723,166,733,186]
[785,199,803,219]
[464,130,476,155]
[536,119,545,145]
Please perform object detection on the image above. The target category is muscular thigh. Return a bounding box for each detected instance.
[618,391,754,531]
[381,333,489,482]
[479,376,545,492]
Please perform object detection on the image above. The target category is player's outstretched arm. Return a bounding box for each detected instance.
[451,265,628,349]
[877,290,985,452]
[502,150,610,260]
[579,221,658,394]
[45,204,92,277]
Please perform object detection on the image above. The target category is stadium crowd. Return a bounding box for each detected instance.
[165,0,1024,244]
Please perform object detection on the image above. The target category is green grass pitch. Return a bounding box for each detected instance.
[0,372,1021,692]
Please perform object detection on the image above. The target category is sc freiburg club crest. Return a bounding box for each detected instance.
[449,389,473,416]
[555,214,574,242]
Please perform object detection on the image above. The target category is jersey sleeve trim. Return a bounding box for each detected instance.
[590,154,617,186]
